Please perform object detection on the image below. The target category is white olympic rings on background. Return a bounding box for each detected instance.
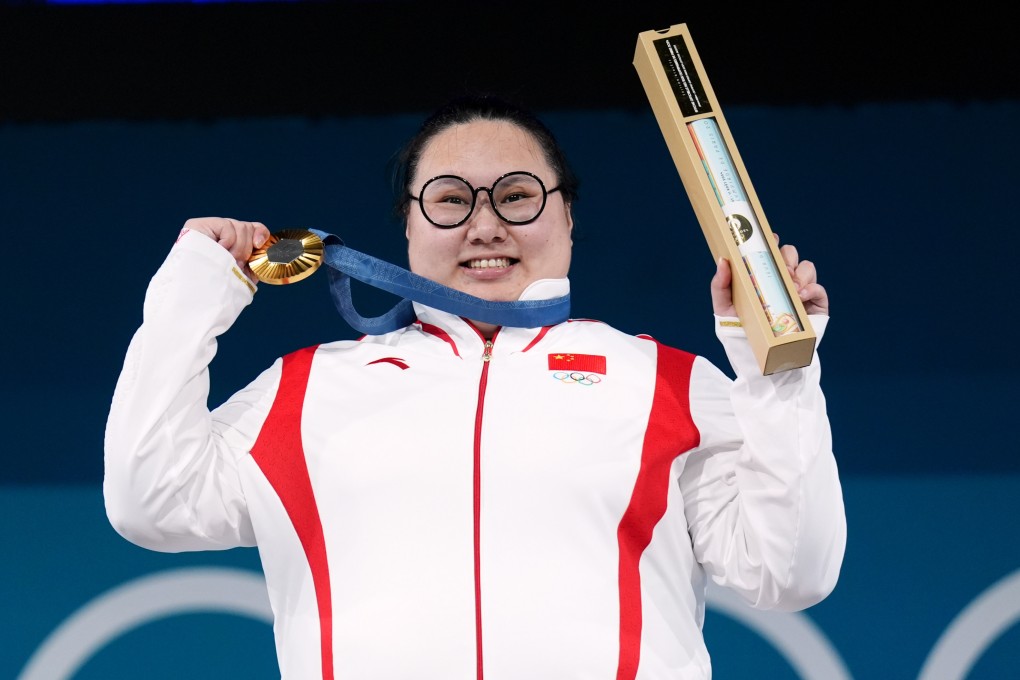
[918,568,1020,680]
[18,566,1020,679]
[17,567,272,680]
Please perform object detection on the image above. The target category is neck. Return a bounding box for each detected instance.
[467,319,499,340]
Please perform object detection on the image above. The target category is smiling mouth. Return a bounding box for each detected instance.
[462,258,517,269]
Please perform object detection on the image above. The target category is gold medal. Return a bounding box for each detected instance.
[248,229,325,285]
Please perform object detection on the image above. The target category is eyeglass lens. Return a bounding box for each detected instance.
[420,172,547,227]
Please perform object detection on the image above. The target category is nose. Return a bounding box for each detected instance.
[465,189,507,242]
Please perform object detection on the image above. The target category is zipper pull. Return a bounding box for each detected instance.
[482,340,494,362]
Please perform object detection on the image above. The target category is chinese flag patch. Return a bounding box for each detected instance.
[547,353,607,374]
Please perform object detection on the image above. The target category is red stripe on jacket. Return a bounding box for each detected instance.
[616,342,699,679]
[251,345,334,680]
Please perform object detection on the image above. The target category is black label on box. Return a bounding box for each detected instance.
[653,34,711,117]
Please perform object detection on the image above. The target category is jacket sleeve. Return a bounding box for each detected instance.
[103,229,279,553]
[679,315,846,612]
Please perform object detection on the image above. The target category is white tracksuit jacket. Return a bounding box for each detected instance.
[104,229,846,679]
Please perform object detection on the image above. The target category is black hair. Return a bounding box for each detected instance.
[389,94,580,223]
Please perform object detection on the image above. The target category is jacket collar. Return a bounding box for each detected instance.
[411,278,570,357]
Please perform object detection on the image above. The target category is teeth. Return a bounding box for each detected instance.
[468,258,511,269]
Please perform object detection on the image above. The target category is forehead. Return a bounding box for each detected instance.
[414,120,551,185]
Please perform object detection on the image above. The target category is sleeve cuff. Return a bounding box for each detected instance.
[173,228,258,298]
[714,313,830,375]
[714,313,829,341]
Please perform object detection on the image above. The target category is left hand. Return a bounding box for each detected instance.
[710,234,829,317]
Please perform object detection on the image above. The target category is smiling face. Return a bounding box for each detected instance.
[405,119,574,319]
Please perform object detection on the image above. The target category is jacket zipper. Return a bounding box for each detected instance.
[473,336,495,679]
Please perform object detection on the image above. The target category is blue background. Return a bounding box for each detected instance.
[2,2,1019,678]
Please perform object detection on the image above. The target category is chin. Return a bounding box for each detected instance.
[452,275,521,302]
[464,285,519,303]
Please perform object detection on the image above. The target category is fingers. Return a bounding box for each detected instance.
[219,219,269,263]
[793,258,817,288]
[252,222,271,249]
[779,242,799,275]
[710,257,736,317]
[773,237,829,315]
[797,282,829,315]
[182,217,269,267]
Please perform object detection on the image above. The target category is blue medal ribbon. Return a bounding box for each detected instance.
[311,230,571,335]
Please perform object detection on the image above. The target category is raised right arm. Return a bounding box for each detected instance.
[103,223,276,553]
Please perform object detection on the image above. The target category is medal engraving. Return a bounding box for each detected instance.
[267,238,306,264]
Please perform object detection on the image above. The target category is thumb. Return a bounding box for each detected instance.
[711,257,735,315]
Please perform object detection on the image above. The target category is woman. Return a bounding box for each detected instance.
[105,95,845,679]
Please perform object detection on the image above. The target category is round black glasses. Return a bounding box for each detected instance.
[410,171,561,229]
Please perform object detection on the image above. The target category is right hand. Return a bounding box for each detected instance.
[181,217,271,283]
